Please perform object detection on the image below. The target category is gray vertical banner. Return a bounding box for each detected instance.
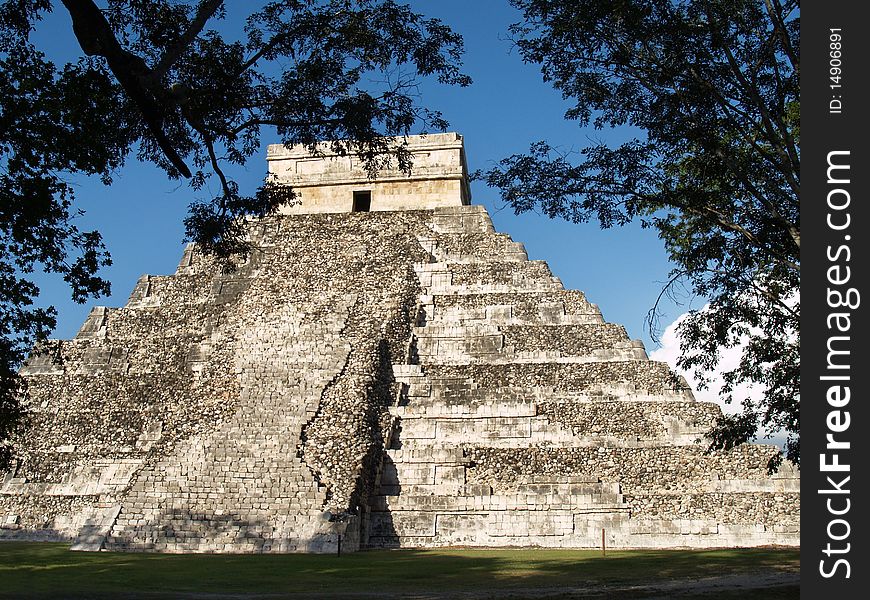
[802,1,869,596]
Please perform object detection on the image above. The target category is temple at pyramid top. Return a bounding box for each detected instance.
[267,132,471,213]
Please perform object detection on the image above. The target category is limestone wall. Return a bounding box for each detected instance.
[536,400,720,439]
[464,445,783,494]
[269,133,471,213]
[428,290,603,325]
[423,362,686,396]
[283,179,467,214]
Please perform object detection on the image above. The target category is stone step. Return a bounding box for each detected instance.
[391,411,712,446]
[369,488,624,512]
[422,290,603,326]
[391,400,538,419]
[375,475,620,499]
[412,323,501,336]
[414,344,648,366]
[403,385,699,406]
[426,310,604,327]
[416,261,560,293]
[396,415,539,442]
[388,438,697,451]
[385,447,466,464]
[421,362,692,398]
[413,322,635,345]
[430,205,495,234]
[417,232,528,264]
[425,282,564,295]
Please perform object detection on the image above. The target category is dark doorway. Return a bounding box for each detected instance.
[353,190,372,212]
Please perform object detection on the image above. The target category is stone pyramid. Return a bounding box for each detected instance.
[0,134,798,552]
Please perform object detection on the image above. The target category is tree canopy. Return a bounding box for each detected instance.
[479,0,800,464]
[0,0,469,468]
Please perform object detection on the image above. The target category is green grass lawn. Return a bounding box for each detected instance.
[0,542,798,599]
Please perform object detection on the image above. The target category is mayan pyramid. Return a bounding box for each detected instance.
[0,133,799,552]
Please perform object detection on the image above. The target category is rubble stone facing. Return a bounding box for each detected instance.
[424,362,685,395]
[301,274,422,513]
[426,232,528,263]
[464,445,780,494]
[624,492,799,525]
[2,197,799,550]
[0,495,101,538]
[432,290,598,318]
[447,261,555,287]
[502,324,630,354]
[537,400,721,439]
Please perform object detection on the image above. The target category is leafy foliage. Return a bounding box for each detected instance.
[0,0,469,469]
[479,0,799,463]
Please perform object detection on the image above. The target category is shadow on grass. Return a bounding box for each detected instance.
[0,542,799,599]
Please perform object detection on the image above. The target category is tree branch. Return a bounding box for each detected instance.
[645,270,690,343]
[764,0,799,74]
[152,0,224,80]
[719,42,799,185]
[60,0,192,178]
[229,116,344,137]
[685,64,798,199]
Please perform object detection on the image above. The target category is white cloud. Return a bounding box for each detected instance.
[648,311,758,415]
[648,311,787,448]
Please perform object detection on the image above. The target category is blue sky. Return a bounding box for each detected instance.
[30,1,689,352]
